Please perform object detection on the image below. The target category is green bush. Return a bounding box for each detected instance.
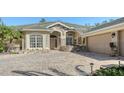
[0,43,4,52]
[59,46,67,51]
[94,66,124,76]
[0,47,4,52]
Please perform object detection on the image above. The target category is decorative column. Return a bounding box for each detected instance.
[43,34,50,50]
[60,31,66,47]
[47,34,50,49]
[57,36,60,49]
[76,32,79,45]
[43,34,46,49]
[21,38,25,50]
[25,33,30,49]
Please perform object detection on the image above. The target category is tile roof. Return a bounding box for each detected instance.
[89,17,124,31]
[17,18,124,34]
[17,21,91,34]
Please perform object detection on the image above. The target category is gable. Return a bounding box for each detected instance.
[48,24,71,31]
[47,22,73,29]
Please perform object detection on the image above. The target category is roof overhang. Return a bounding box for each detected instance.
[20,28,52,32]
[82,22,124,38]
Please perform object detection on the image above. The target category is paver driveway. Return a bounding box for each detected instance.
[0,50,123,76]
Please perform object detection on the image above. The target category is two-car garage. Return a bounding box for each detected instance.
[81,18,124,57]
[85,30,124,56]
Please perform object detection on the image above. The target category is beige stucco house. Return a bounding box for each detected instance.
[17,17,124,57]
[19,22,88,51]
[81,17,124,56]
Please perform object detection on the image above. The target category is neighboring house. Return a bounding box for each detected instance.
[81,17,124,56]
[18,22,89,51]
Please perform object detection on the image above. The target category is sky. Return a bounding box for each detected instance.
[1,17,119,26]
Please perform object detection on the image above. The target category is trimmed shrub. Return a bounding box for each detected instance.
[59,46,67,51]
[94,66,124,76]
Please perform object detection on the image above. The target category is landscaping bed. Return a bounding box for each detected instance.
[93,66,124,76]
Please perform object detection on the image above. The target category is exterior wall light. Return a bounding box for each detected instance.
[112,32,116,38]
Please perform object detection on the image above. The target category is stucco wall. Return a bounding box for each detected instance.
[119,30,124,56]
[24,31,50,50]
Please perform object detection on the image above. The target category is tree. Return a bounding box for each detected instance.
[5,26,22,52]
[94,20,109,27]
[109,19,114,22]
[102,20,108,24]
[0,19,22,52]
[40,18,46,23]
[84,23,90,27]
[95,23,101,26]
[0,25,8,52]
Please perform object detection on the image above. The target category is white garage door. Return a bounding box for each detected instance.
[88,33,111,54]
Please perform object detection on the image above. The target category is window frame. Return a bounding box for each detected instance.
[66,35,73,45]
[30,35,43,48]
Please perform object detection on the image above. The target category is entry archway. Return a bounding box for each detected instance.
[66,31,80,45]
[50,31,61,49]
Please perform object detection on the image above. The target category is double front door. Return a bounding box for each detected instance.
[50,37,60,49]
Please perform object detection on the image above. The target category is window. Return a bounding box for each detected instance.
[37,35,43,48]
[66,36,73,45]
[30,35,43,48]
[83,38,85,44]
[30,35,35,48]
[78,37,82,44]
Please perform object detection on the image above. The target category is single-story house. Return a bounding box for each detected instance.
[16,17,124,56]
[18,22,88,51]
[81,17,124,56]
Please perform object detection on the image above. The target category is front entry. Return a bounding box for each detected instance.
[50,35,60,50]
[50,31,61,50]
[50,36,57,49]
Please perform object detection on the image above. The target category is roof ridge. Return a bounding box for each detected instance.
[61,21,83,26]
[17,23,40,27]
[17,22,56,26]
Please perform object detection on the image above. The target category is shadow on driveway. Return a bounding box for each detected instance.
[48,68,71,76]
[12,70,53,76]
[75,65,89,76]
[12,66,89,76]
